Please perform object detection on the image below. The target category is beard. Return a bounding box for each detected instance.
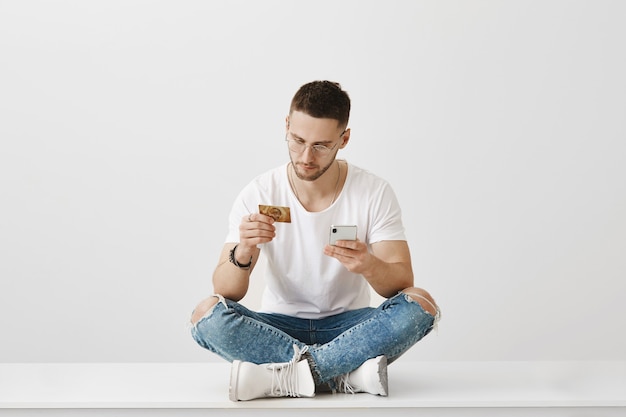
[290,154,337,182]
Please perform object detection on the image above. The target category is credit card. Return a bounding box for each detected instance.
[258,205,291,223]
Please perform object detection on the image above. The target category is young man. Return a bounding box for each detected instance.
[190,80,440,401]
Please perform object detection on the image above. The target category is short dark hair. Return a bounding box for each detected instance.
[289,80,351,128]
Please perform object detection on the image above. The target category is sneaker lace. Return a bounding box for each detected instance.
[267,345,309,397]
[335,374,356,394]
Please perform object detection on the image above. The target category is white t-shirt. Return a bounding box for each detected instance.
[225,161,406,319]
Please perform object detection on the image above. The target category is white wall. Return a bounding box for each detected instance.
[1,0,624,363]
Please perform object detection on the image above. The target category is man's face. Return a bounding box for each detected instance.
[286,111,348,182]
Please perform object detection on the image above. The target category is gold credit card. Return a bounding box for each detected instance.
[258,205,291,223]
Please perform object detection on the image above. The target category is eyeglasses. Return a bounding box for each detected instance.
[285,130,345,156]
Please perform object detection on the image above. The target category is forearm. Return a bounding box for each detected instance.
[211,244,259,301]
[361,256,414,298]
[324,239,414,298]
[212,213,275,300]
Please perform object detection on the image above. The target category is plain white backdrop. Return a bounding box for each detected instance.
[1,0,624,363]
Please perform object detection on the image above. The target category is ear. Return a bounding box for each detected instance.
[285,115,290,131]
[339,128,351,149]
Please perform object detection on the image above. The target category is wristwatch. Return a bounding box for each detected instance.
[229,244,252,270]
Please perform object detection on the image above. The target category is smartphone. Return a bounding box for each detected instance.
[329,225,357,245]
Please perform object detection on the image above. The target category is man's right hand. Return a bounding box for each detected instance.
[238,213,276,255]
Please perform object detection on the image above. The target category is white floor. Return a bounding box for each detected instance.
[1,361,624,417]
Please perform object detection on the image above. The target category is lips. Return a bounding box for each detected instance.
[295,163,317,171]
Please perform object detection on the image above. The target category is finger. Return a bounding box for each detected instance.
[333,239,359,250]
[243,213,275,225]
[242,236,274,246]
[240,219,276,241]
[240,222,275,235]
[241,226,275,237]
[325,244,353,259]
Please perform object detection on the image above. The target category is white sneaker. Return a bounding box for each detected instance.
[229,345,315,401]
[336,355,388,396]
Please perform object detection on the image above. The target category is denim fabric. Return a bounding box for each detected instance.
[191,292,435,384]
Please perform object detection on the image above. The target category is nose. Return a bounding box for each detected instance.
[301,144,316,161]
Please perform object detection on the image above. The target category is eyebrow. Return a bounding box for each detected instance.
[289,132,334,145]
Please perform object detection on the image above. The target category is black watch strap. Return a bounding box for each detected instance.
[229,244,252,269]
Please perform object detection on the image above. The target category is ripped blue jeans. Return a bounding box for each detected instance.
[190,292,438,385]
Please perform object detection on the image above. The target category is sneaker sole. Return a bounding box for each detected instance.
[229,360,242,401]
[376,355,389,396]
[296,359,316,398]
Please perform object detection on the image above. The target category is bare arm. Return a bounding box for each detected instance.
[323,239,414,298]
[212,213,276,301]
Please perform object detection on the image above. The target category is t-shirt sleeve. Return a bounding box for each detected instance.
[367,182,407,243]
